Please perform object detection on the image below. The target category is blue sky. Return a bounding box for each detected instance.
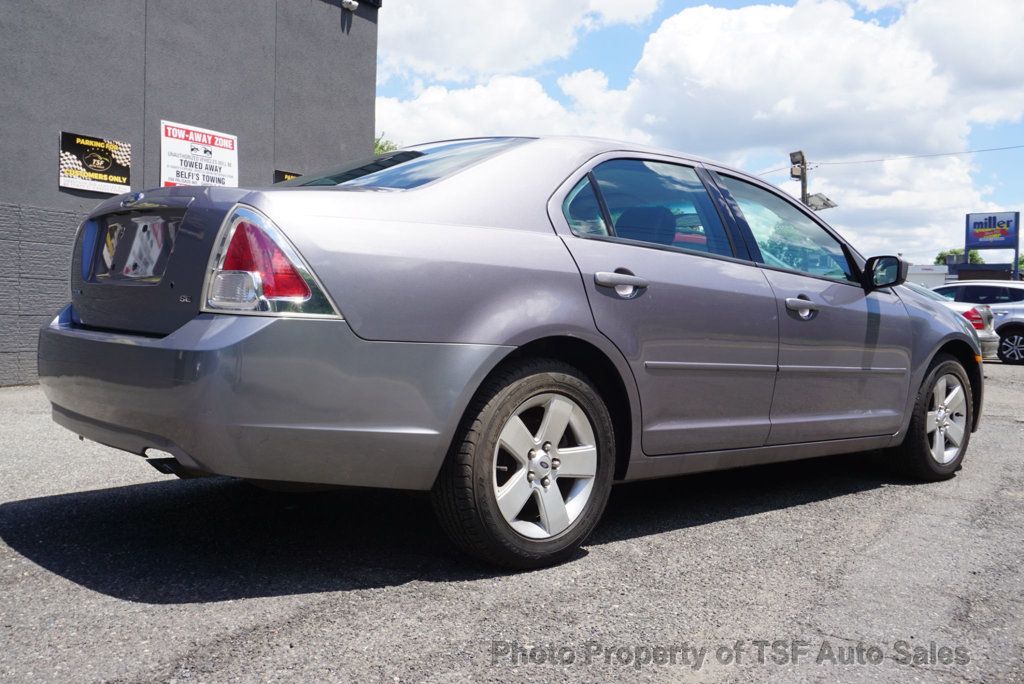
[376,0,1024,262]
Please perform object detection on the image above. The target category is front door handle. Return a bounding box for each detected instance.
[785,296,819,319]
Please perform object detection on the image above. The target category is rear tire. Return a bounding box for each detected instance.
[431,358,615,569]
[887,354,973,481]
[996,327,1024,364]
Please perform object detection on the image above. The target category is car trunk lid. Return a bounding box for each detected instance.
[70,186,249,335]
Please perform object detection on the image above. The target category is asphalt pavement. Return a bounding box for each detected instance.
[1,364,1022,682]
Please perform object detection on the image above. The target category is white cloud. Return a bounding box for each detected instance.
[377,0,1024,262]
[376,73,650,145]
[377,0,660,83]
[853,0,907,11]
[624,1,957,159]
[899,0,1024,124]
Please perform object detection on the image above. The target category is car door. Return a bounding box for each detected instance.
[551,156,779,455]
[710,171,912,445]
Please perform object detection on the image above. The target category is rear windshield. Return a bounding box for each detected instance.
[280,137,528,190]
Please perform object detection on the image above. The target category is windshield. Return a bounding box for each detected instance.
[278,137,529,190]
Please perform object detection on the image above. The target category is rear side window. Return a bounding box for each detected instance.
[287,138,527,190]
[960,285,1024,304]
[562,178,610,236]
[580,159,733,257]
[934,287,958,300]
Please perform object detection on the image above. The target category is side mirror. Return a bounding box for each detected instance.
[862,255,907,291]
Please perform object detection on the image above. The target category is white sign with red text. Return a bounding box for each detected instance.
[160,120,238,188]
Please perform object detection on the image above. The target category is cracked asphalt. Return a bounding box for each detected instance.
[1,364,1022,683]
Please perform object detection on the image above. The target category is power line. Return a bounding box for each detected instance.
[816,143,1024,166]
[756,143,1024,176]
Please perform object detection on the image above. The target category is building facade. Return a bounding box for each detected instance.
[0,0,380,385]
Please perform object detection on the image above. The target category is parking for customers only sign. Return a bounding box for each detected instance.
[160,120,238,187]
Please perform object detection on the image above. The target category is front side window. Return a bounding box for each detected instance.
[933,286,958,300]
[582,159,733,257]
[718,175,855,282]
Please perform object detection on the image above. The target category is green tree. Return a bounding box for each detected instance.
[374,134,399,155]
[934,248,984,265]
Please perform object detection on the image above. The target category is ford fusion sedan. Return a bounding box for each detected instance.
[38,137,984,568]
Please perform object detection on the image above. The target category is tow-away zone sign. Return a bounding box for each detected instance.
[160,120,238,188]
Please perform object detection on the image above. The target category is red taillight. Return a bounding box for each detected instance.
[223,221,311,299]
[962,307,985,330]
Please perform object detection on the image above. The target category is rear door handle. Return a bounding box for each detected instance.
[785,297,819,319]
[594,272,649,289]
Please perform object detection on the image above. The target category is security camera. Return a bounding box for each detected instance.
[341,0,359,10]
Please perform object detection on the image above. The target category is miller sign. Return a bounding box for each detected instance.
[965,211,1019,250]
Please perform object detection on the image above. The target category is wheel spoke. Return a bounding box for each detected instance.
[926,411,938,432]
[932,425,945,463]
[538,396,574,447]
[554,445,597,478]
[945,421,965,447]
[495,469,533,522]
[498,415,535,464]
[945,384,965,413]
[932,376,947,407]
[535,484,571,536]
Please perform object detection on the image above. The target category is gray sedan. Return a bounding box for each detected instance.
[38,137,984,567]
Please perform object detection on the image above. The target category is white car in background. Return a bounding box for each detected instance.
[933,280,1024,364]
[905,282,998,359]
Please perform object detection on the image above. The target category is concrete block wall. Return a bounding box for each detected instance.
[0,205,80,384]
[0,0,380,385]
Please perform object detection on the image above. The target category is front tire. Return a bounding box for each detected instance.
[889,354,973,481]
[431,358,615,569]
[997,327,1024,364]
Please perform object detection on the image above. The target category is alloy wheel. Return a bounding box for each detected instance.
[926,374,968,465]
[492,393,597,539]
[1000,334,1024,362]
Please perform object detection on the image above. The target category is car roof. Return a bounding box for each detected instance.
[407,135,744,175]
[936,280,1024,287]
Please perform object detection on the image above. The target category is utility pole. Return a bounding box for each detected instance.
[790,150,809,206]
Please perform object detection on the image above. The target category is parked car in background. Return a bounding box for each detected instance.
[38,137,984,568]
[902,282,998,359]
[933,280,1024,364]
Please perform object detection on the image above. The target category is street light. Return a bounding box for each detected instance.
[806,193,838,211]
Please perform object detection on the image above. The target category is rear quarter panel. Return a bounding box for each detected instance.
[253,199,646,471]
[266,213,599,347]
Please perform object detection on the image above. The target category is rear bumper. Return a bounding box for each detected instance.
[38,306,511,489]
[978,330,999,359]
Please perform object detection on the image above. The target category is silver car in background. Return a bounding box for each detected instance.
[38,137,984,567]
[934,280,1024,364]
